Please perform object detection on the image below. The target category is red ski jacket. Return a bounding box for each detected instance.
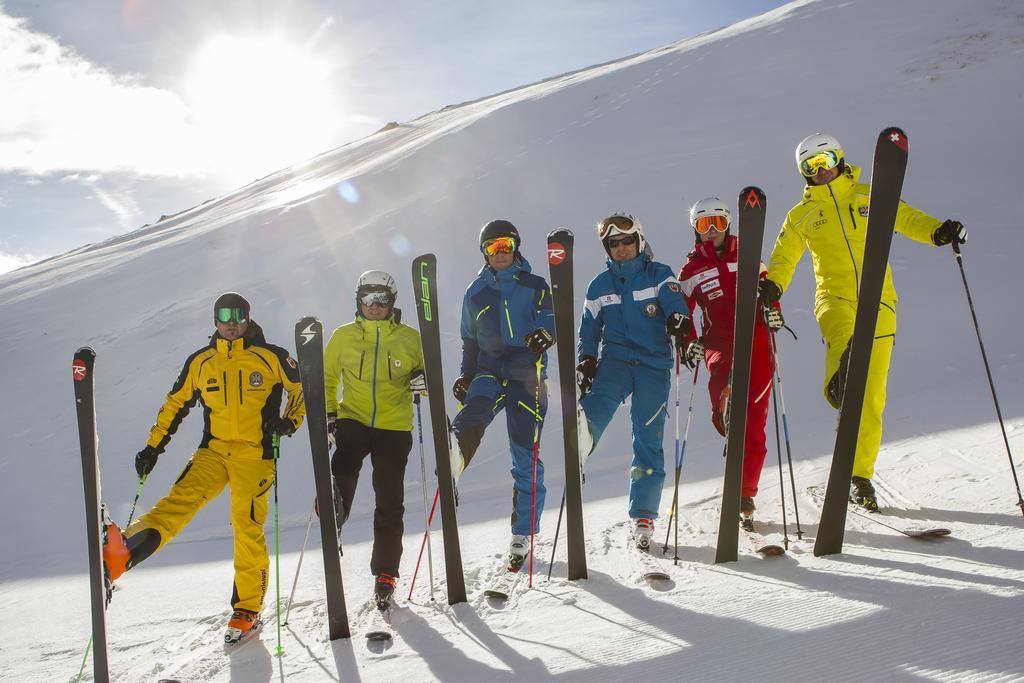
[677,235,779,352]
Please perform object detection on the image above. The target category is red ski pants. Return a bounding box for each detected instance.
[705,344,773,498]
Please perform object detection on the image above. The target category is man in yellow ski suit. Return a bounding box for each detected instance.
[108,292,304,640]
[760,133,967,508]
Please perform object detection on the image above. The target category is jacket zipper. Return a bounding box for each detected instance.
[387,351,393,379]
[358,351,365,380]
[238,370,243,404]
[829,185,860,297]
[222,372,228,405]
[370,326,380,427]
[503,298,514,340]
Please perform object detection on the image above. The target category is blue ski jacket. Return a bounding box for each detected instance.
[578,253,689,370]
[459,256,555,382]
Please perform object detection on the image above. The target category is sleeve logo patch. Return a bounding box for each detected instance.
[667,282,681,293]
[286,356,298,369]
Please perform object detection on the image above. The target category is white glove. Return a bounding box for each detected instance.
[409,370,427,395]
[765,307,784,331]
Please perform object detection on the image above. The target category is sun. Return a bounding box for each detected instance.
[185,34,341,182]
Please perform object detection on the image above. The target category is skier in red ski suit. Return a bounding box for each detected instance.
[677,197,784,518]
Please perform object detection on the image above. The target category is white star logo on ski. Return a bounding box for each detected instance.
[300,323,317,344]
[889,132,901,143]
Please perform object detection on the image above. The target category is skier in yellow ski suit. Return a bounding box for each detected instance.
[759,133,967,509]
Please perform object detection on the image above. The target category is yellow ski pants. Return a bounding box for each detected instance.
[816,297,897,480]
[126,446,275,613]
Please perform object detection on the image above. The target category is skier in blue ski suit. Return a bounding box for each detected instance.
[451,220,555,555]
[576,213,691,544]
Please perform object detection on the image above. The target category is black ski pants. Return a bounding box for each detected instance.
[330,419,411,577]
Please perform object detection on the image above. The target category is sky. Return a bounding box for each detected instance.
[0,0,788,274]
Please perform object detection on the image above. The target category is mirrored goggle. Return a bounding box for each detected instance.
[694,215,729,234]
[215,307,247,324]
[799,150,840,177]
[359,289,394,307]
[482,236,517,256]
[597,216,634,240]
[606,234,638,248]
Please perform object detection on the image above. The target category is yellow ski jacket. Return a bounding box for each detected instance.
[324,314,424,432]
[766,164,941,307]
[145,322,305,459]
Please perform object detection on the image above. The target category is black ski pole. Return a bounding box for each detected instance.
[769,327,804,539]
[546,489,566,581]
[951,242,1024,516]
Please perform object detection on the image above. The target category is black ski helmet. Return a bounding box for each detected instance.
[213,292,251,321]
[479,219,521,261]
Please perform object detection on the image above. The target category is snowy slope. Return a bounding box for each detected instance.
[2,0,1024,680]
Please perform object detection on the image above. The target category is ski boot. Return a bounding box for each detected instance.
[374,572,398,611]
[740,496,756,532]
[850,477,879,512]
[447,422,466,505]
[507,534,529,572]
[632,518,655,552]
[100,505,130,605]
[225,608,262,645]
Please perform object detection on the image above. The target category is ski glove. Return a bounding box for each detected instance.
[683,338,704,370]
[135,445,159,479]
[576,355,598,397]
[665,312,691,346]
[758,279,783,306]
[523,328,555,354]
[452,375,470,403]
[327,412,337,449]
[273,416,297,438]
[409,369,427,395]
[933,220,967,246]
[764,306,785,331]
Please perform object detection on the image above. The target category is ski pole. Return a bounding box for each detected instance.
[407,489,439,601]
[414,396,436,601]
[283,502,315,625]
[272,432,284,656]
[546,488,565,581]
[951,242,1024,516]
[663,359,700,562]
[770,361,790,550]
[124,476,146,530]
[528,357,543,589]
[769,327,804,539]
[662,350,681,558]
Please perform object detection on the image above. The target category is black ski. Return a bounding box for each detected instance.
[546,229,588,581]
[807,486,950,539]
[74,347,110,683]
[715,187,767,564]
[411,254,467,605]
[294,317,350,639]
[814,127,910,557]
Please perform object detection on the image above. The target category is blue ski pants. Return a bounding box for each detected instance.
[452,370,547,535]
[580,357,670,520]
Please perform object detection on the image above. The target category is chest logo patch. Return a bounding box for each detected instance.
[700,279,720,293]
[858,205,869,217]
[249,371,264,388]
[708,290,724,301]
[599,294,619,306]
[394,359,402,367]
[643,302,659,318]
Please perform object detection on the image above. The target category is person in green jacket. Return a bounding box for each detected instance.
[324,270,426,606]
[760,132,967,511]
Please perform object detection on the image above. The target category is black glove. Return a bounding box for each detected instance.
[273,416,297,437]
[135,445,159,479]
[576,355,598,396]
[327,412,337,448]
[932,220,967,246]
[683,338,704,370]
[452,375,470,403]
[758,279,782,306]
[523,328,555,354]
[409,369,427,395]
[764,306,785,330]
[665,312,691,346]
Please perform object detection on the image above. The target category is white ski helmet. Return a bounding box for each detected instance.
[355,270,397,310]
[689,197,732,231]
[597,212,647,255]
[795,132,845,173]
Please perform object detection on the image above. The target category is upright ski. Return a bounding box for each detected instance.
[546,229,588,581]
[74,347,110,683]
[412,254,467,605]
[814,127,910,557]
[715,187,767,563]
[294,317,350,639]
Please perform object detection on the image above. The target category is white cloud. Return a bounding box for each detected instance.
[0,250,35,275]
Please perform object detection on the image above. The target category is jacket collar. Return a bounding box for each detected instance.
[803,163,861,203]
[606,251,649,278]
[355,314,399,337]
[211,320,265,353]
[479,255,532,286]
[695,234,737,260]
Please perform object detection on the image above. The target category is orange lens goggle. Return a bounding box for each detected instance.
[482,236,517,256]
[694,215,729,234]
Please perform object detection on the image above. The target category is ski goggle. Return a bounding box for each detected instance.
[482,236,517,256]
[799,150,841,177]
[215,307,248,324]
[606,234,638,248]
[694,215,730,234]
[597,215,635,240]
[358,287,394,308]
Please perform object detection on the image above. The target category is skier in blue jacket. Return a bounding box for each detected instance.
[576,213,692,551]
[451,219,556,568]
